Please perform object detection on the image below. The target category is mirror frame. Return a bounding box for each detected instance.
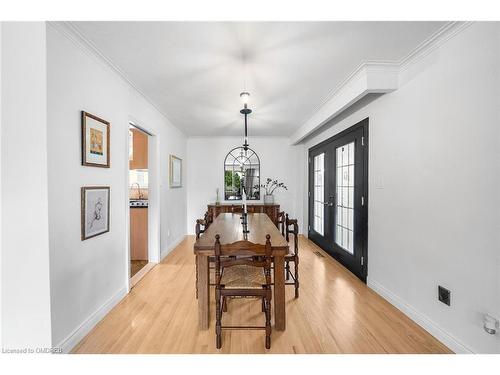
[223,146,261,201]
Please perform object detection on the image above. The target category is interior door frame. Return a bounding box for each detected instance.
[308,117,369,282]
[126,119,161,291]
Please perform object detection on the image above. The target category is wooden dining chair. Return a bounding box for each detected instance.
[214,234,273,349]
[277,211,285,235]
[285,214,300,298]
[195,215,215,299]
[204,211,213,227]
[195,219,207,239]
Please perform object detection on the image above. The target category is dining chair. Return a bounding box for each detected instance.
[214,234,273,349]
[285,214,300,298]
[277,211,285,235]
[195,215,215,299]
[195,218,207,239]
[204,210,213,227]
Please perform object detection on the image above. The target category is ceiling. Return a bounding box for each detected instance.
[72,22,446,136]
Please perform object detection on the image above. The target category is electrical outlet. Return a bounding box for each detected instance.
[438,286,451,306]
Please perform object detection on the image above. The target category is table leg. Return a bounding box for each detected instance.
[273,254,286,330]
[197,254,210,329]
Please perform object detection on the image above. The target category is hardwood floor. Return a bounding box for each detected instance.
[72,235,451,354]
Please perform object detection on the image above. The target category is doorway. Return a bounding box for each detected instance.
[308,118,368,282]
[128,124,151,283]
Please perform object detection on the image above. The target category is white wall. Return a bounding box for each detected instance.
[187,136,304,234]
[0,21,3,349]
[1,22,53,349]
[46,23,187,350]
[301,22,500,353]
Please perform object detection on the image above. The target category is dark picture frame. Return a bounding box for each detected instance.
[81,186,110,240]
[82,111,110,168]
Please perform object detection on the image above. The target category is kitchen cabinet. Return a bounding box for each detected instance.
[129,128,148,170]
[130,207,148,260]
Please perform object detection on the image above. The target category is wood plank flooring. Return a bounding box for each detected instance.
[72,235,451,354]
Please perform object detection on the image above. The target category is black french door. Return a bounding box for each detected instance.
[308,118,368,282]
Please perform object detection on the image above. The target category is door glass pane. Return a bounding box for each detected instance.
[335,142,354,254]
[313,153,324,235]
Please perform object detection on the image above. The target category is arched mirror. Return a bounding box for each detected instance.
[224,147,260,200]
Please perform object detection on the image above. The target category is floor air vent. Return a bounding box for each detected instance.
[314,251,325,258]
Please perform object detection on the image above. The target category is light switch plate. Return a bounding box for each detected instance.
[376,176,384,189]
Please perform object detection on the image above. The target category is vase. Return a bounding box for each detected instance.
[215,189,220,205]
[264,194,274,205]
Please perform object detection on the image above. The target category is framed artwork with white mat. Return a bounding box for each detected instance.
[82,111,110,168]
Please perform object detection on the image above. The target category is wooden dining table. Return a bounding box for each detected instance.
[194,213,289,331]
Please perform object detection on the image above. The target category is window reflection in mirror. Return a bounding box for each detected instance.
[224,147,260,200]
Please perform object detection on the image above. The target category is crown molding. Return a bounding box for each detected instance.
[47,21,185,136]
[290,21,474,145]
[399,21,474,71]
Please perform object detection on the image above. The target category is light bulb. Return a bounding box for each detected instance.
[240,92,250,105]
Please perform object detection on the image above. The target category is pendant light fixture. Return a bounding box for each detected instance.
[222,91,260,202]
[240,91,252,150]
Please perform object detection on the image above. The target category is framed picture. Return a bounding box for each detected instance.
[81,186,110,240]
[169,155,182,188]
[82,111,110,168]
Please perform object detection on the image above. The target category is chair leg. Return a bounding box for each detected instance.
[294,256,299,299]
[215,288,222,349]
[285,260,290,281]
[261,286,266,312]
[265,291,272,349]
[222,296,228,312]
[195,255,199,299]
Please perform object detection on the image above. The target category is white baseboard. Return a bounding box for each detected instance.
[56,286,128,353]
[161,234,186,261]
[367,278,473,354]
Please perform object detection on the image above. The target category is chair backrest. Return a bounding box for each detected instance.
[285,214,299,255]
[277,211,285,234]
[204,211,213,227]
[196,211,214,239]
[214,234,272,287]
[195,218,208,239]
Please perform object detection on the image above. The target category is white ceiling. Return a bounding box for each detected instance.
[72,21,446,136]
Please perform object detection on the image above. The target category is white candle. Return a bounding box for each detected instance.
[243,187,247,214]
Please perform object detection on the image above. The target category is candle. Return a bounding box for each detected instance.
[243,187,247,214]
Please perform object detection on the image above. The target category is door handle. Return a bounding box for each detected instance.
[320,196,335,206]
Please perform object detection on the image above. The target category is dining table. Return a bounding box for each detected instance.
[194,212,289,331]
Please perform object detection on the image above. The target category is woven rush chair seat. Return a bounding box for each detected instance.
[220,265,266,289]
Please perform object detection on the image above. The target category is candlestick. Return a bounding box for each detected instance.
[243,186,247,214]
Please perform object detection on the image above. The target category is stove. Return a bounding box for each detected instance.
[130,200,148,207]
